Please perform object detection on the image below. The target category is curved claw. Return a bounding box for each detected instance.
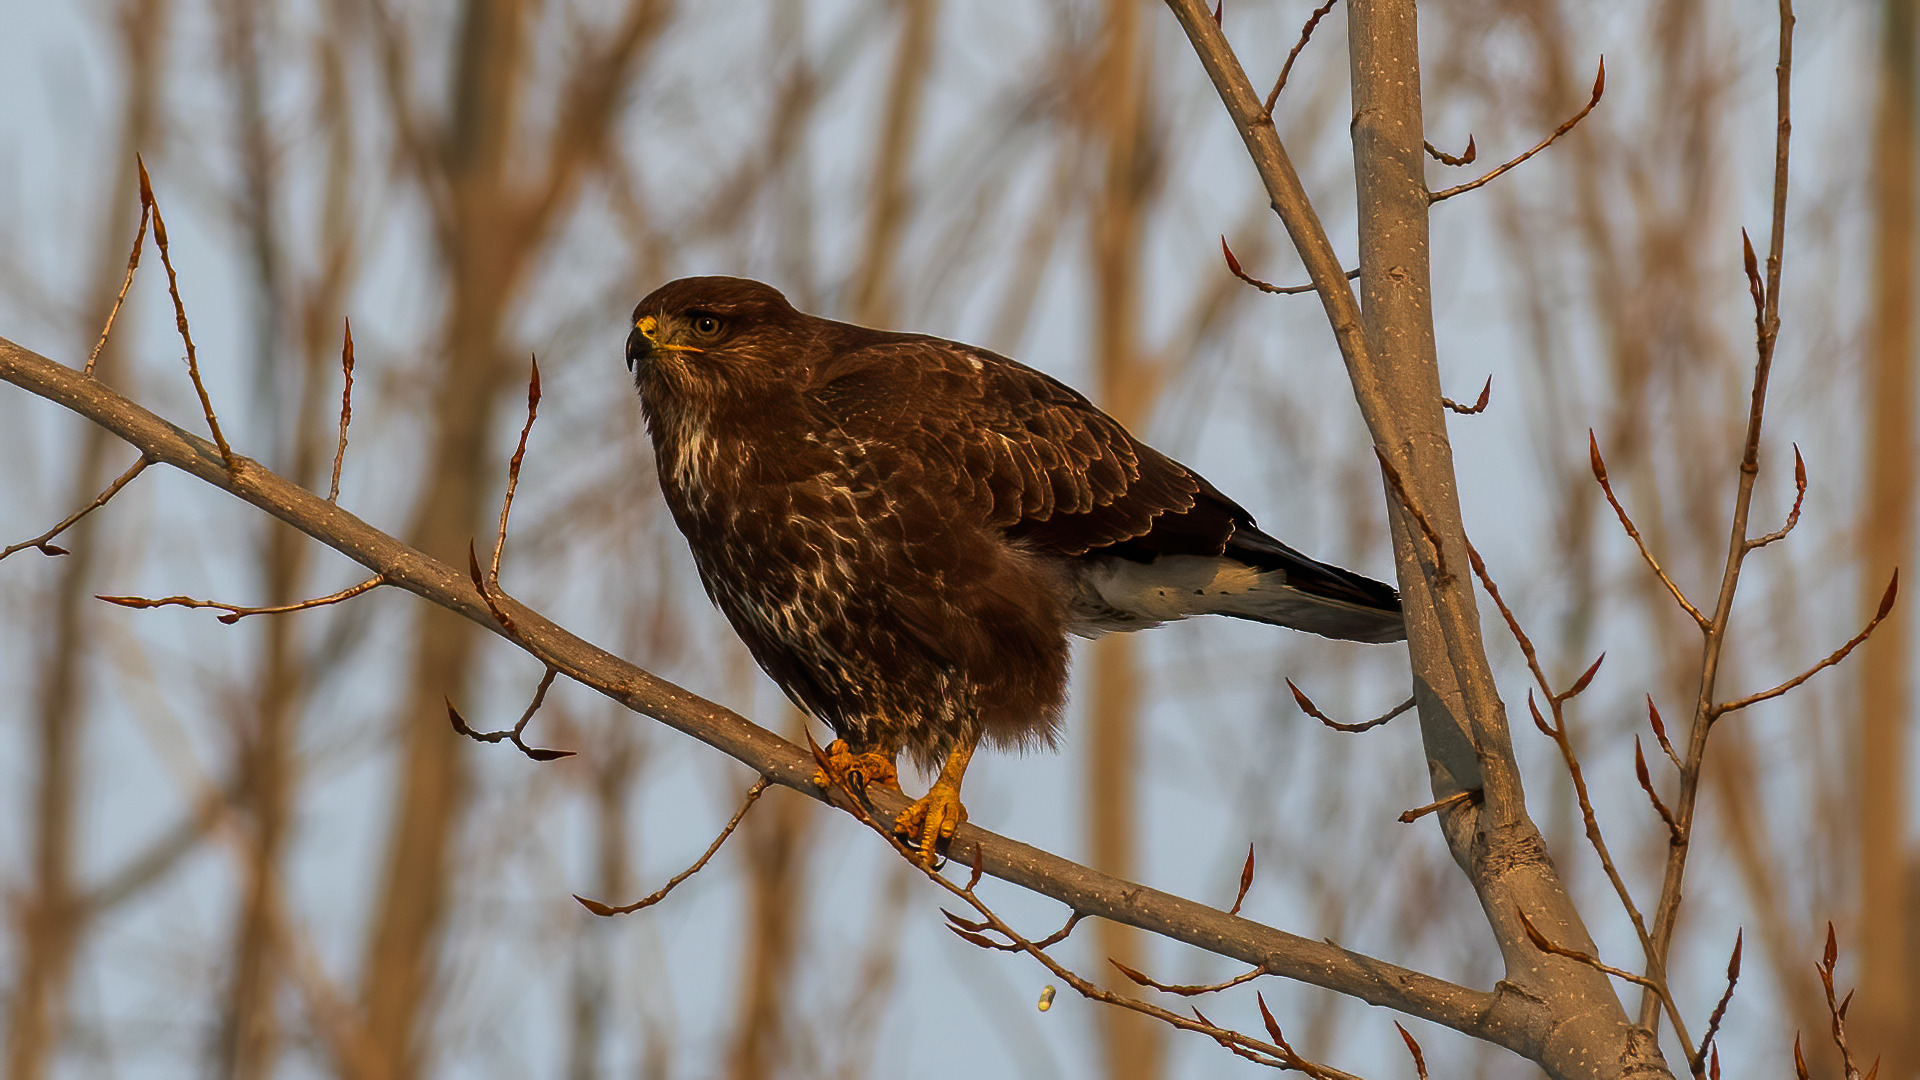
[893,781,967,868]
[811,739,901,807]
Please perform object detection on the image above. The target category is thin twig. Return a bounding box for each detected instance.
[1516,908,1696,1063]
[1442,376,1491,415]
[492,355,542,584]
[1696,929,1742,1070]
[1112,959,1266,997]
[446,666,573,761]
[1374,447,1449,584]
[1745,444,1806,549]
[814,742,1355,1079]
[328,318,355,503]
[1641,2,1801,1029]
[1287,680,1413,732]
[2,455,151,560]
[97,574,385,625]
[87,182,152,376]
[137,156,232,469]
[1467,541,1666,993]
[1590,432,1710,629]
[1713,571,1897,717]
[1221,237,1358,295]
[1814,924,1865,1080]
[1646,697,1682,771]
[1228,843,1256,916]
[1398,787,1478,824]
[575,777,770,915]
[1633,737,1682,842]
[1431,58,1605,203]
[1424,136,1476,167]
[1394,1023,1430,1080]
[1262,0,1340,115]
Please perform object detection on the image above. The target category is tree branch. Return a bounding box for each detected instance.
[0,334,1522,1048]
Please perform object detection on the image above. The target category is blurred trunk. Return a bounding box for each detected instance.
[725,733,812,1080]
[1858,0,1916,1066]
[356,3,670,1073]
[566,729,640,1080]
[1086,2,1162,1078]
[359,2,532,1075]
[849,0,936,327]
[5,3,170,1077]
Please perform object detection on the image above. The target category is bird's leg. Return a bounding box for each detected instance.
[893,735,976,868]
[811,739,901,805]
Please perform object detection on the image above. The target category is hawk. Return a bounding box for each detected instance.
[626,276,1403,864]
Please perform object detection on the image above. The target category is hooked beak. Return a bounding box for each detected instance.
[626,314,658,374]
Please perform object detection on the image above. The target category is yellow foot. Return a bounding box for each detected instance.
[810,739,901,802]
[893,781,967,868]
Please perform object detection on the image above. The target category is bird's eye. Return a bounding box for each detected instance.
[690,314,723,338]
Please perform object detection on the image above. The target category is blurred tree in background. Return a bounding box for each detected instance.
[0,0,1912,1077]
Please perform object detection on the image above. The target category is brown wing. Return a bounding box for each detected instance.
[804,332,1247,562]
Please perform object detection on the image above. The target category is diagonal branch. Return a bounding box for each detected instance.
[97,574,386,625]
[0,334,1519,1048]
[1712,572,1898,717]
[575,777,769,916]
[1430,59,1605,203]
[1589,432,1709,629]
[2,455,151,560]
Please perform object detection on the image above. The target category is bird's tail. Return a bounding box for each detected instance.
[1217,528,1406,643]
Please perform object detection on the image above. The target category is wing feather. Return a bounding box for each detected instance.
[806,336,1244,562]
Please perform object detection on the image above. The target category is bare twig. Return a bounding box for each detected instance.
[1713,572,1898,717]
[1468,541,1668,1000]
[1228,843,1256,916]
[87,182,152,376]
[328,319,355,503]
[1431,59,1605,203]
[1221,237,1358,295]
[1646,697,1683,771]
[1516,908,1695,1063]
[446,667,573,762]
[96,573,385,625]
[1424,136,1476,167]
[492,356,541,584]
[1112,959,1266,997]
[1442,376,1491,415]
[1398,787,1478,824]
[1374,448,1449,583]
[1394,1022,1430,1080]
[576,777,770,915]
[1696,929,1742,1069]
[2,455,151,560]
[1640,2,1804,1030]
[1633,737,1682,842]
[1286,680,1413,732]
[1814,924,1865,1080]
[1262,0,1340,115]
[137,156,232,469]
[1744,444,1806,549]
[1590,432,1710,629]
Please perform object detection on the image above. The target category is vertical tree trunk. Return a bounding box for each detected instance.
[1859,0,1916,1066]
[5,4,169,1077]
[359,3,530,1075]
[1087,3,1162,1077]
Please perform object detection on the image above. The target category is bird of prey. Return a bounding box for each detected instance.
[626,276,1404,864]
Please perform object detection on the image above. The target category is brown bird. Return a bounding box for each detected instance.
[626,276,1403,864]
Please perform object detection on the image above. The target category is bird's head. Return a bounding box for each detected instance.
[626,276,805,409]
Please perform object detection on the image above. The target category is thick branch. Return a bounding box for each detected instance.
[0,335,1524,1048]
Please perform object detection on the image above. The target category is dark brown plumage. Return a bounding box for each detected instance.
[626,276,1402,860]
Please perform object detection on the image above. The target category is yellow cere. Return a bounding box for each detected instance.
[1037,985,1056,1012]
[635,314,659,337]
